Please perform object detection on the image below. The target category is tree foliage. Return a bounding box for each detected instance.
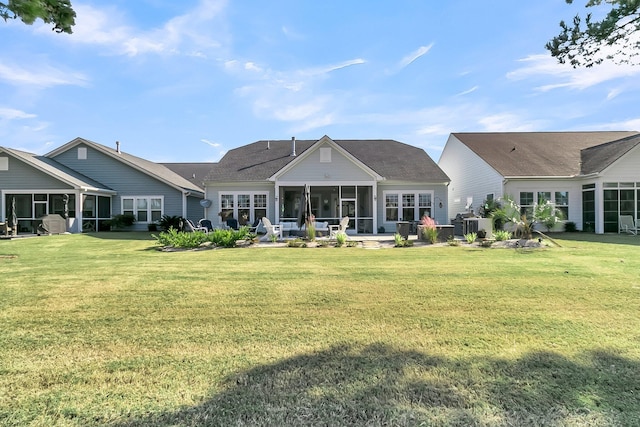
[546,0,640,67]
[0,0,76,34]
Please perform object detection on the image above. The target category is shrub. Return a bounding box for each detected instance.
[447,236,460,246]
[420,215,438,244]
[158,215,183,231]
[335,232,347,247]
[153,228,208,248]
[394,233,413,247]
[564,221,577,232]
[494,230,512,241]
[107,214,136,230]
[464,232,477,244]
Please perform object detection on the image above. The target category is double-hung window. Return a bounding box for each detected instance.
[219,192,268,224]
[384,191,433,222]
[122,196,163,223]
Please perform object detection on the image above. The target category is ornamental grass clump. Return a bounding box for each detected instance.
[306,214,316,241]
[464,232,477,244]
[494,230,512,241]
[335,231,347,247]
[420,215,438,244]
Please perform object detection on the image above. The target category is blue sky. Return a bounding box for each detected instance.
[2,0,640,163]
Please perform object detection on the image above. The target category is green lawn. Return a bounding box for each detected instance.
[1,233,640,426]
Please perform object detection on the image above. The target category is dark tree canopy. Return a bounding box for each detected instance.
[546,0,640,67]
[1,0,76,34]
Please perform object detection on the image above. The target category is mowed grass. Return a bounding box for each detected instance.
[1,233,640,426]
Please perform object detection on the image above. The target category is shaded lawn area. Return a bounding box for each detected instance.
[1,232,640,426]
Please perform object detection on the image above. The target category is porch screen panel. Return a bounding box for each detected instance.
[603,189,618,233]
[582,187,595,232]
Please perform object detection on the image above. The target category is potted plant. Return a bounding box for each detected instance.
[417,215,438,243]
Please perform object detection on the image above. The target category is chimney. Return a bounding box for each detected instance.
[291,136,296,156]
[116,141,121,154]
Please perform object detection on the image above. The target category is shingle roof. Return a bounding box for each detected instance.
[452,131,639,177]
[204,138,449,182]
[580,134,640,175]
[160,163,214,190]
[47,138,205,194]
[1,147,115,192]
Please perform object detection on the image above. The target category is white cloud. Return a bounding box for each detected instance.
[67,0,227,57]
[507,54,640,91]
[477,113,538,132]
[0,108,37,120]
[398,44,434,70]
[0,63,88,88]
[201,138,221,147]
[455,86,479,97]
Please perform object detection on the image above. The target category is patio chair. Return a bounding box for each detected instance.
[329,216,350,239]
[259,217,282,241]
[619,215,639,235]
[198,219,214,231]
[184,219,209,233]
[247,218,261,234]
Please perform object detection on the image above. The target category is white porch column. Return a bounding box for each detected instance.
[274,183,280,223]
[595,181,603,234]
[372,181,378,234]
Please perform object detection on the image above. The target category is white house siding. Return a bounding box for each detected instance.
[599,144,640,181]
[377,182,449,233]
[503,179,582,231]
[278,142,374,182]
[593,144,640,233]
[438,135,503,219]
[51,143,186,226]
[204,182,275,227]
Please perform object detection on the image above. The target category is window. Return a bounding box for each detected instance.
[219,193,268,224]
[555,191,569,219]
[121,196,163,223]
[519,192,534,218]
[402,194,415,221]
[385,194,398,221]
[418,193,432,218]
[520,190,569,220]
[384,191,433,222]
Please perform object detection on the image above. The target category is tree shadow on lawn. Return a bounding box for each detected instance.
[109,344,640,427]
[553,232,640,247]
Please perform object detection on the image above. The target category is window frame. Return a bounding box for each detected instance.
[218,192,269,224]
[121,196,163,224]
[383,190,434,222]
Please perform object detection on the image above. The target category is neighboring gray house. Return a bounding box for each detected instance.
[1,137,205,234]
[203,135,450,234]
[438,131,640,233]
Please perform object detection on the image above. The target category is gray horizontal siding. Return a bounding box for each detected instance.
[52,144,185,217]
[0,156,73,190]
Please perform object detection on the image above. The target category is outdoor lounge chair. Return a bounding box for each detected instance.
[184,219,209,233]
[198,219,214,231]
[619,215,639,235]
[259,217,282,241]
[247,218,261,234]
[329,216,350,238]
